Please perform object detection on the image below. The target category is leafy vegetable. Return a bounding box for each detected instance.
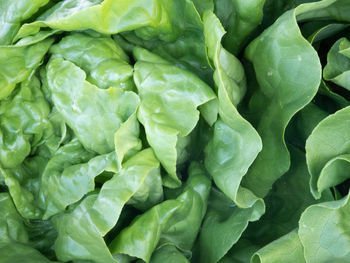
[1,0,350,262]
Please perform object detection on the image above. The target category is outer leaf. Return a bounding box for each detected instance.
[50,33,135,90]
[306,106,350,198]
[196,12,264,263]
[0,37,53,99]
[203,11,262,208]
[134,49,215,187]
[0,77,51,168]
[16,0,213,83]
[214,0,265,55]
[53,149,160,263]
[323,38,350,90]
[298,193,350,263]
[251,230,305,263]
[1,77,68,219]
[46,57,140,154]
[0,243,56,263]
[150,245,189,263]
[39,139,118,219]
[0,193,55,263]
[109,163,211,262]
[0,0,49,44]
[198,188,264,263]
[243,7,321,197]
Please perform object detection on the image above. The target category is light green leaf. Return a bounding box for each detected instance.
[198,188,264,263]
[46,57,140,154]
[203,10,262,209]
[39,139,118,219]
[53,149,160,263]
[0,37,53,99]
[50,32,135,91]
[0,0,49,45]
[16,0,213,84]
[109,163,211,262]
[134,49,215,187]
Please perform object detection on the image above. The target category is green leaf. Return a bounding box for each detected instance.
[150,245,189,263]
[0,37,53,99]
[16,0,213,84]
[134,48,215,187]
[306,106,350,199]
[50,32,135,91]
[243,146,332,247]
[203,10,262,209]
[243,7,321,198]
[0,193,56,263]
[251,230,305,263]
[298,193,350,263]
[191,0,214,14]
[46,57,140,154]
[53,149,160,263]
[0,0,49,45]
[39,139,118,219]
[109,163,211,262]
[0,77,51,168]
[214,0,265,55]
[0,243,56,263]
[198,188,264,263]
[323,38,350,90]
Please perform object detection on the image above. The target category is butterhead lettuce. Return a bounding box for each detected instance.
[1,0,350,262]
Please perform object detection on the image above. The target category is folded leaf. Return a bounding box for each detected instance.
[53,149,160,263]
[251,230,305,263]
[109,163,211,262]
[46,57,140,154]
[0,37,53,99]
[198,188,264,263]
[214,0,265,55]
[243,6,321,197]
[50,32,135,90]
[203,10,262,209]
[0,0,49,44]
[134,49,215,187]
[306,106,350,198]
[39,139,118,219]
[324,37,350,90]
[0,193,56,263]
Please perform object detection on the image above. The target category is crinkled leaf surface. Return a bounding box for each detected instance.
[134,49,215,187]
[47,57,140,154]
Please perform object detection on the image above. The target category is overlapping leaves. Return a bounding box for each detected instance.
[1,0,350,263]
